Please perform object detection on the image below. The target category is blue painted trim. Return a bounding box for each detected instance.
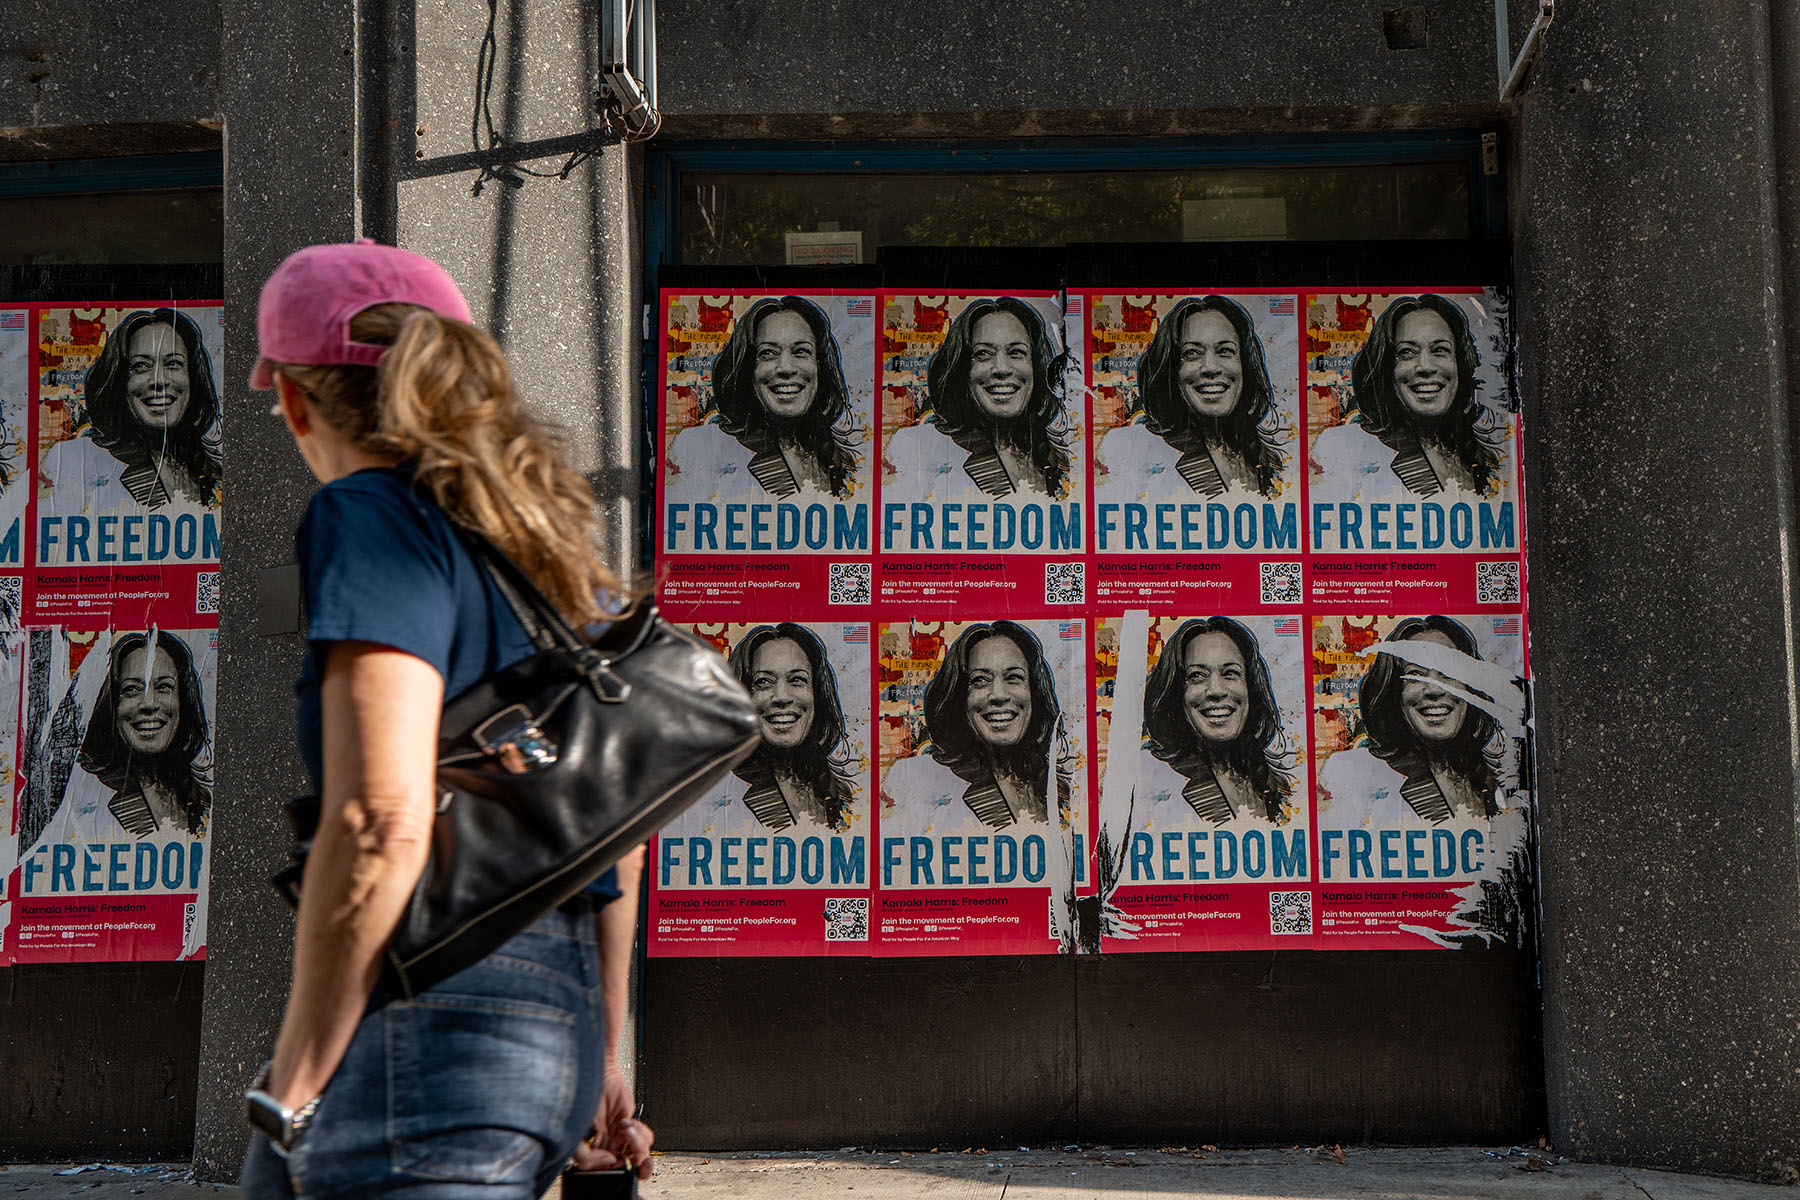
[643,148,679,283]
[0,152,223,199]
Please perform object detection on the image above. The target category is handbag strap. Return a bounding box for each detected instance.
[455,528,588,655]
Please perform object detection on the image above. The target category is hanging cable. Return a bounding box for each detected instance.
[469,0,604,196]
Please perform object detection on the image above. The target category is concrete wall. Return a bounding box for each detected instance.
[190,0,361,1181]
[1514,0,1800,1183]
[650,0,1518,140]
[399,0,642,567]
[654,0,1507,115]
[0,0,219,155]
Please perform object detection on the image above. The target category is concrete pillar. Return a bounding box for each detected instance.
[192,0,361,1180]
[1514,0,1800,1181]
[194,0,639,1179]
[399,0,641,571]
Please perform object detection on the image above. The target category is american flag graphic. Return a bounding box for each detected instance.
[1492,617,1521,635]
[1065,295,1084,317]
[1273,617,1301,636]
[1268,297,1296,316]
[842,624,869,643]
[218,310,227,325]
[1058,620,1084,640]
[0,313,24,331]
[845,298,872,318]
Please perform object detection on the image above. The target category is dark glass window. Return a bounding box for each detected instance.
[678,163,1471,266]
[0,188,223,266]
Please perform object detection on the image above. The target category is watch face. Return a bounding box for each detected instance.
[245,1092,291,1146]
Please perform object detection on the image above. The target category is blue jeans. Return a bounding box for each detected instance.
[242,902,604,1199]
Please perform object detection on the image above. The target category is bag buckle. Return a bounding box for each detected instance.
[472,705,560,773]
[577,651,632,703]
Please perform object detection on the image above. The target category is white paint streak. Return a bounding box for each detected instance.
[1096,610,1152,940]
[1782,527,1800,775]
[1368,637,1527,738]
[1099,609,1151,841]
[1047,665,1075,949]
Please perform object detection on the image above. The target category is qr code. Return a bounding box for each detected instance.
[1476,561,1520,605]
[1045,562,1084,605]
[0,576,20,627]
[1270,890,1313,935]
[182,901,198,945]
[823,896,868,941]
[196,571,221,615]
[828,562,870,605]
[1260,561,1302,605]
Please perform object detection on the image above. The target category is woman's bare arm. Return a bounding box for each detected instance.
[572,845,655,1177]
[597,845,643,1068]
[267,641,443,1109]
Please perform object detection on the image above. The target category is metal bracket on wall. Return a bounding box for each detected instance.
[465,0,620,196]
[600,0,661,141]
[1499,0,1555,101]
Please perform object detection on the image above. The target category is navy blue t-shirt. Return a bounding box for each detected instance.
[295,466,620,901]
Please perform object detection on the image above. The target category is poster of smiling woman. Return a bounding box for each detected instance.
[1311,612,1531,950]
[877,293,1085,611]
[1092,611,1309,952]
[875,617,1088,955]
[35,307,224,573]
[657,292,875,616]
[1084,292,1300,555]
[651,620,873,956]
[1306,291,1519,558]
[10,625,218,962]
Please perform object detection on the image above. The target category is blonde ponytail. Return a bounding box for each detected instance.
[272,304,633,627]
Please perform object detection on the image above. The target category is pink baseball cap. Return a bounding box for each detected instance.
[249,239,473,390]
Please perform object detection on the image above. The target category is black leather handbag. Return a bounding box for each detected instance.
[276,535,760,998]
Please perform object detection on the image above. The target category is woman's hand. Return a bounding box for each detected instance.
[570,1067,654,1178]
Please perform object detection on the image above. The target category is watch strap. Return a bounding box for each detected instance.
[290,1092,324,1136]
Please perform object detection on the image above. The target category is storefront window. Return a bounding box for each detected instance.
[0,154,222,267]
[0,190,222,266]
[677,163,1471,266]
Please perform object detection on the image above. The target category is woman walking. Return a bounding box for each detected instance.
[240,241,653,1197]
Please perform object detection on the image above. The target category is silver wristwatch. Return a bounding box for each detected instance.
[243,1062,322,1150]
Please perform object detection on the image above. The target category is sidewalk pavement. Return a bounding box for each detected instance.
[4,1147,1791,1199]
